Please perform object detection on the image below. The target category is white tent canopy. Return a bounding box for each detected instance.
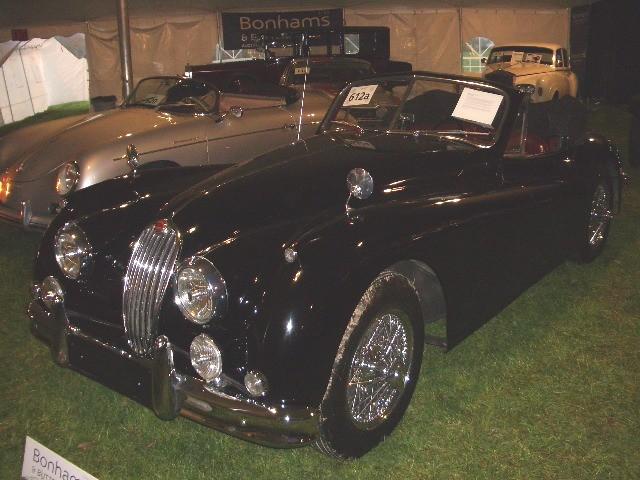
[0,35,89,125]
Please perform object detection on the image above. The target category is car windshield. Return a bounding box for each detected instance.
[126,77,218,112]
[325,76,507,148]
[287,59,374,85]
[488,47,554,66]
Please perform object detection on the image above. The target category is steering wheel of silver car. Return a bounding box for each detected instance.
[587,183,612,248]
[346,311,414,430]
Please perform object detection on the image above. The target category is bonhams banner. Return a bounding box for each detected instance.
[221,9,343,49]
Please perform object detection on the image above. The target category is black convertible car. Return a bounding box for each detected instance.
[29,72,623,458]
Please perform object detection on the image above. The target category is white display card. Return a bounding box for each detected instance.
[511,51,524,63]
[451,87,503,127]
[343,85,378,106]
[22,436,98,480]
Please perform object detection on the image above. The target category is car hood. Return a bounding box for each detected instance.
[159,131,474,255]
[484,62,554,77]
[5,107,194,182]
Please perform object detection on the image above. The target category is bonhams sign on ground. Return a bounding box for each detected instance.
[222,9,343,49]
[21,437,98,480]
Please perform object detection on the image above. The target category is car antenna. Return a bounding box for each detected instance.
[296,33,310,142]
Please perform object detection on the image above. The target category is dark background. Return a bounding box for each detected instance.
[577,0,640,102]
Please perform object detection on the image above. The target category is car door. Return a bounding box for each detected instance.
[499,100,576,277]
[204,106,296,166]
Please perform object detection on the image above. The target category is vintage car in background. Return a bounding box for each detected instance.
[186,26,411,93]
[0,75,331,228]
[29,72,623,458]
[483,43,578,102]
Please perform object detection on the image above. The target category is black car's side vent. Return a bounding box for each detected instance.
[122,222,180,356]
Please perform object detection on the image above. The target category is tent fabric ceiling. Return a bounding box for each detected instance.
[0,0,593,27]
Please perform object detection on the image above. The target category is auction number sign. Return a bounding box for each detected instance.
[221,9,344,50]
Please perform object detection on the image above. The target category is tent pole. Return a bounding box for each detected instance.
[18,42,36,116]
[1,66,14,123]
[116,0,134,100]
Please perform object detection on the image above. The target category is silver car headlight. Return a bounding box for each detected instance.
[54,223,92,279]
[55,162,80,196]
[174,256,227,324]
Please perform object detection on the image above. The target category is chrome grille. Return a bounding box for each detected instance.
[123,222,180,355]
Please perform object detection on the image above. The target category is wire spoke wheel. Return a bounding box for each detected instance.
[587,184,612,248]
[346,312,413,430]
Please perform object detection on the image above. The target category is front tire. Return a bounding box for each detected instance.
[315,273,424,459]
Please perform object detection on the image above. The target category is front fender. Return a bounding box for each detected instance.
[254,204,453,406]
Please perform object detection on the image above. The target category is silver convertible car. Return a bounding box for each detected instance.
[0,76,331,228]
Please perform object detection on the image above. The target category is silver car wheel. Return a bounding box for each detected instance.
[346,312,414,430]
[587,184,612,248]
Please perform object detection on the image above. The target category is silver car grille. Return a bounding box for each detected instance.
[123,222,180,356]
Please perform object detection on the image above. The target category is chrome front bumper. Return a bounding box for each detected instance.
[28,300,319,448]
[0,203,51,229]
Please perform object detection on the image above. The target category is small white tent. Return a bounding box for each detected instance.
[0,35,89,125]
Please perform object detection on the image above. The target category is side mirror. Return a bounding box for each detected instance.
[215,106,244,123]
[229,106,243,118]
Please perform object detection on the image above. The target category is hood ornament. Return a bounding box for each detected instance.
[126,144,140,170]
[345,168,374,215]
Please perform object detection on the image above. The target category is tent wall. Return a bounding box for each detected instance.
[86,13,218,100]
[0,38,89,124]
[40,38,89,105]
[345,9,462,75]
[2,6,570,101]
[460,8,569,48]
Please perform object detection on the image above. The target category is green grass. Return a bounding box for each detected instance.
[0,105,638,479]
[0,101,90,138]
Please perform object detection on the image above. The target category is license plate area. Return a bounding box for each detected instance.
[67,335,152,407]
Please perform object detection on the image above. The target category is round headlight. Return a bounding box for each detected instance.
[174,256,227,324]
[41,276,64,310]
[54,223,92,279]
[55,162,80,196]
[190,333,222,382]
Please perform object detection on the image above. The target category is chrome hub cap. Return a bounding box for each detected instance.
[587,184,611,248]
[346,312,413,430]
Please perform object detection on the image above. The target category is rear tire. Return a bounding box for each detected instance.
[577,177,613,262]
[315,272,424,459]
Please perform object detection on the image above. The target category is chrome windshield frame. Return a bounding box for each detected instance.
[320,73,512,150]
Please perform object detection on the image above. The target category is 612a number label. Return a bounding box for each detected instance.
[343,85,378,106]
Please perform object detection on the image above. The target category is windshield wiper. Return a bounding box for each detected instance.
[409,130,489,148]
[430,130,491,136]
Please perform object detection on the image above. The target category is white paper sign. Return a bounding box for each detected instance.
[343,85,378,106]
[511,51,524,63]
[21,436,98,480]
[451,87,503,127]
[294,66,311,75]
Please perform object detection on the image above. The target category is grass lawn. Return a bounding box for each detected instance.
[0,101,90,138]
[0,105,638,479]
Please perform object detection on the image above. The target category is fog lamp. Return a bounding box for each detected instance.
[41,276,64,310]
[190,334,222,382]
[244,371,269,397]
